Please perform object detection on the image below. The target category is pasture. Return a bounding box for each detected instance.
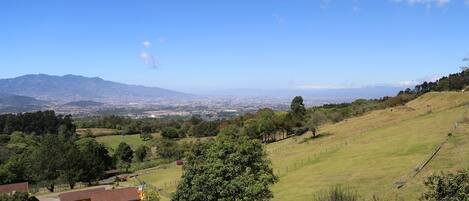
[126,92,469,200]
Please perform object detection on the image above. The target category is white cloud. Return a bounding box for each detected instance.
[392,0,451,7]
[140,41,159,68]
[465,0,469,6]
[142,41,151,48]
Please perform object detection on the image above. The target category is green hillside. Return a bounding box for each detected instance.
[136,92,469,201]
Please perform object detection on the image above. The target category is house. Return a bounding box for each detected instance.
[90,187,141,201]
[0,182,28,196]
[58,187,106,201]
[58,187,141,201]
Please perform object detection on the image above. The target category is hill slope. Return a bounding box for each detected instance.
[268,92,469,200]
[135,92,469,201]
[0,74,189,103]
[0,93,47,113]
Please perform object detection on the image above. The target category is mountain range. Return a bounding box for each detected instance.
[0,74,189,104]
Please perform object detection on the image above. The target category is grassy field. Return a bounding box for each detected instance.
[131,92,469,200]
[76,128,119,136]
[95,133,160,151]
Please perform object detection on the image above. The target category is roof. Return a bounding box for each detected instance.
[58,187,106,201]
[90,187,140,201]
[0,182,28,194]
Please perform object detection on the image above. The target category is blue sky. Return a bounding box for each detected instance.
[1,0,469,93]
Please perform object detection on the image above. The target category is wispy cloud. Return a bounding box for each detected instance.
[272,14,285,25]
[393,74,442,87]
[465,0,469,6]
[352,0,360,12]
[320,0,332,10]
[158,37,167,44]
[140,40,159,68]
[392,0,451,8]
[296,83,359,90]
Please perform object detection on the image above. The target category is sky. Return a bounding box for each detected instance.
[1,0,469,93]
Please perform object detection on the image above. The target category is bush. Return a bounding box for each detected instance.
[314,186,359,201]
[421,169,469,201]
[161,127,179,139]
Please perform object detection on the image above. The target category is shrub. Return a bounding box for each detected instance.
[314,186,359,201]
[421,169,469,201]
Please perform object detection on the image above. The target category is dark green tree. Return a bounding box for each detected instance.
[135,145,149,162]
[59,142,83,189]
[421,169,469,201]
[77,138,112,185]
[114,142,134,172]
[242,119,260,139]
[172,126,278,201]
[291,96,306,118]
[31,134,67,192]
[161,127,180,139]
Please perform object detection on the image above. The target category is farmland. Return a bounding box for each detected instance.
[134,92,469,200]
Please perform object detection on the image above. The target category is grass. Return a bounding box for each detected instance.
[95,133,159,152]
[76,128,119,136]
[126,92,469,201]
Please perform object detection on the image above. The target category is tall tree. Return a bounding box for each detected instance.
[173,126,278,201]
[31,135,67,192]
[114,142,134,172]
[135,145,148,162]
[60,142,83,189]
[77,138,112,185]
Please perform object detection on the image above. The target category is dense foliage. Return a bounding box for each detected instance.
[172,126,278,201]
[421,169,469,201]
[0,111,75,137]
[0,192,38,201]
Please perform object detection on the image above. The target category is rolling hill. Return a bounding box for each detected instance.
[0,74,190,103]
[0,93,47,113]
[133,92,469,201]
[63,100,104,107]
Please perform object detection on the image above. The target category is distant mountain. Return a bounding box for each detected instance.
[0,93,47,113]
[63,100,104,107]
[0,74,190,103]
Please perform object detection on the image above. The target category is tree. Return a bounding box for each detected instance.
[291,96,306,118]
[306,112,328,137]
[172,125,278,201]
[153,138,182,159]
[242,119,260,139]
[140,132,153,141]
[77,138,112,185]
[60,142,83,189]
[421,169,469,201]
[135,145,149,162]
[31,134,67,192]
[114,142,134,172]
[258,116,275,142]
[161,127,179,139]
[142,188,160,201]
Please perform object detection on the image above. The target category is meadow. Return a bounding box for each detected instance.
[131,92,469,201]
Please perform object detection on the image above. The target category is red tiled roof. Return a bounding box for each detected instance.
[58,187,106,201]
[0,182,28,194]
[90,187,140,201]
